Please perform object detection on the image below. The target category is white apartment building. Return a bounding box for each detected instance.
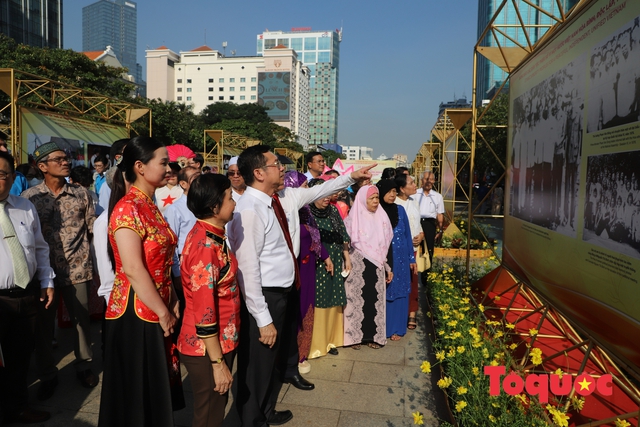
[342,145,373,161]
[146,45,310,148]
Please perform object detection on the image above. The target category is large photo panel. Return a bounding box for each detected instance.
[506,0,640,371]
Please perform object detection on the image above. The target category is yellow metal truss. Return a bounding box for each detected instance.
[202,130,261,171]
[0,68,150,161]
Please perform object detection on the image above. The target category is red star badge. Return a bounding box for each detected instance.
[162,194,176,207]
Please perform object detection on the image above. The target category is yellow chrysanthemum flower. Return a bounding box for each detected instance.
[615,419,631,427]
[457,386,468,395]
[455,401,467,412]
[494,295,501,301]
[529,328,538,336]
[457,346,465,354]
[420,361,431,374]
[412,411,424,425]
[488,414,497,423]
[554,368,564,379]
[478,304,485,312]
[505,322,515,329]
[570,395,585,412]
[509,343,518,350]
[472,367,479,376]
[530,347,543,366]
[436,351,445,361]
[437,377,453,389]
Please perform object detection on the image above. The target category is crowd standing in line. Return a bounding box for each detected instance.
[0,135,443,427]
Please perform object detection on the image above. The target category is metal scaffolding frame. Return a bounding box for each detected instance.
[464,0,639,423]
[202,130,261,171]
[0,68,150,163]
[476,267,640,426]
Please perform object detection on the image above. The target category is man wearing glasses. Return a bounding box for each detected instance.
[227,156,246,202]
[303,151,326,181]
[229,146,374,426]
[22,141,98,401]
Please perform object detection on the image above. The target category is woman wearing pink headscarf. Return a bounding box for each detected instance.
[342,185,394,349]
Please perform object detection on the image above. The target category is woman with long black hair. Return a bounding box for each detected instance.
[99,136,183,427]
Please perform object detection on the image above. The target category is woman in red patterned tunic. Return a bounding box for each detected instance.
[178,173,240,427]
[99,136,183,427]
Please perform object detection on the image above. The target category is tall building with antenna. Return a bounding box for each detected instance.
[257,28,342,148]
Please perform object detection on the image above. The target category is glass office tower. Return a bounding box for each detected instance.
[83,0,138,81]
[0,0,62,48]
[257,28,342,146]
[476,0,579,102]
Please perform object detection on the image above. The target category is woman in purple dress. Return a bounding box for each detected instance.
[283,171,333,373]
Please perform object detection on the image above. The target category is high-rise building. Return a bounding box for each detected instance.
[0,0,62,49]
[257,28,342,148]
[476,0,579,103]
[83,0,140,84]
[342,146,373,161]
[146,45,311,148]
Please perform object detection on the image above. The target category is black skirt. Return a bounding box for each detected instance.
[98,291,184,427]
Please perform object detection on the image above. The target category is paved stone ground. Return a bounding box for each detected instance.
[25,288,449,427]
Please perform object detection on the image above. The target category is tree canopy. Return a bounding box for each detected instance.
[0,35,306,155]
[0,34,134,100]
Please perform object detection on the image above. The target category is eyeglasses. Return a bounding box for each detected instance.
[262,160,283,170]
[0,171,11,180]
[45,156,70,165]
[227,171,241,177]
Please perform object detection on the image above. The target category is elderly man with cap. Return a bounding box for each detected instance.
[227,156,246,202]
[22,141,98,401]
[0,150,55,424]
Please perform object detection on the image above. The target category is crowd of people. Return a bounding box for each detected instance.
[0,135,445,427]
[584,151,640,256]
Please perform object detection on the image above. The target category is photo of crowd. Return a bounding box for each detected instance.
[509,57,586,238]
[586,16,640,133]
[583,150,640,259]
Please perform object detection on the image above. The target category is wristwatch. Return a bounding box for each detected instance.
[210,358,223,364]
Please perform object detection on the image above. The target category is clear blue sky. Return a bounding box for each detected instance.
[64,0,479,161]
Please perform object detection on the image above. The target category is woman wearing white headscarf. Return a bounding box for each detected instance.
[342,185,394,349]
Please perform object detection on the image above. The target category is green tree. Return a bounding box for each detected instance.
[321,150,346,168]
[134,99,205,150]
[458,93,508,185]
[0,34,134,100]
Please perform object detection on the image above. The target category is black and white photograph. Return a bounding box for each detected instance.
[509,56,587,238]
[583,150,640,259]
[586,16,640,133]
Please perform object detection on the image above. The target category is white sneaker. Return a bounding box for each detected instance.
[298,360,311,374]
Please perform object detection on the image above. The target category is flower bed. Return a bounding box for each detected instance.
[421,259,554,426]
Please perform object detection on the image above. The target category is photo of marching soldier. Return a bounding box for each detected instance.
[509,57,586,238]
[586,16,640,133]
[583,150,640,259]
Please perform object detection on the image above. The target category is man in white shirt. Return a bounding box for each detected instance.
[416,171,444,277]
[0,151,54,424]
[229,146,373,427]
[303,151,325,181]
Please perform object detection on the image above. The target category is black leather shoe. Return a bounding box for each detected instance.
[328,347,339,355]
[284,374,315,391]
[5,408,51,424]
[36,377,58,401]
[267,409,293,425]
[77,369,99,388]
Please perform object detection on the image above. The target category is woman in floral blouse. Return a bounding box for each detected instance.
[178,173,240,427]
[99,136,183,427]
